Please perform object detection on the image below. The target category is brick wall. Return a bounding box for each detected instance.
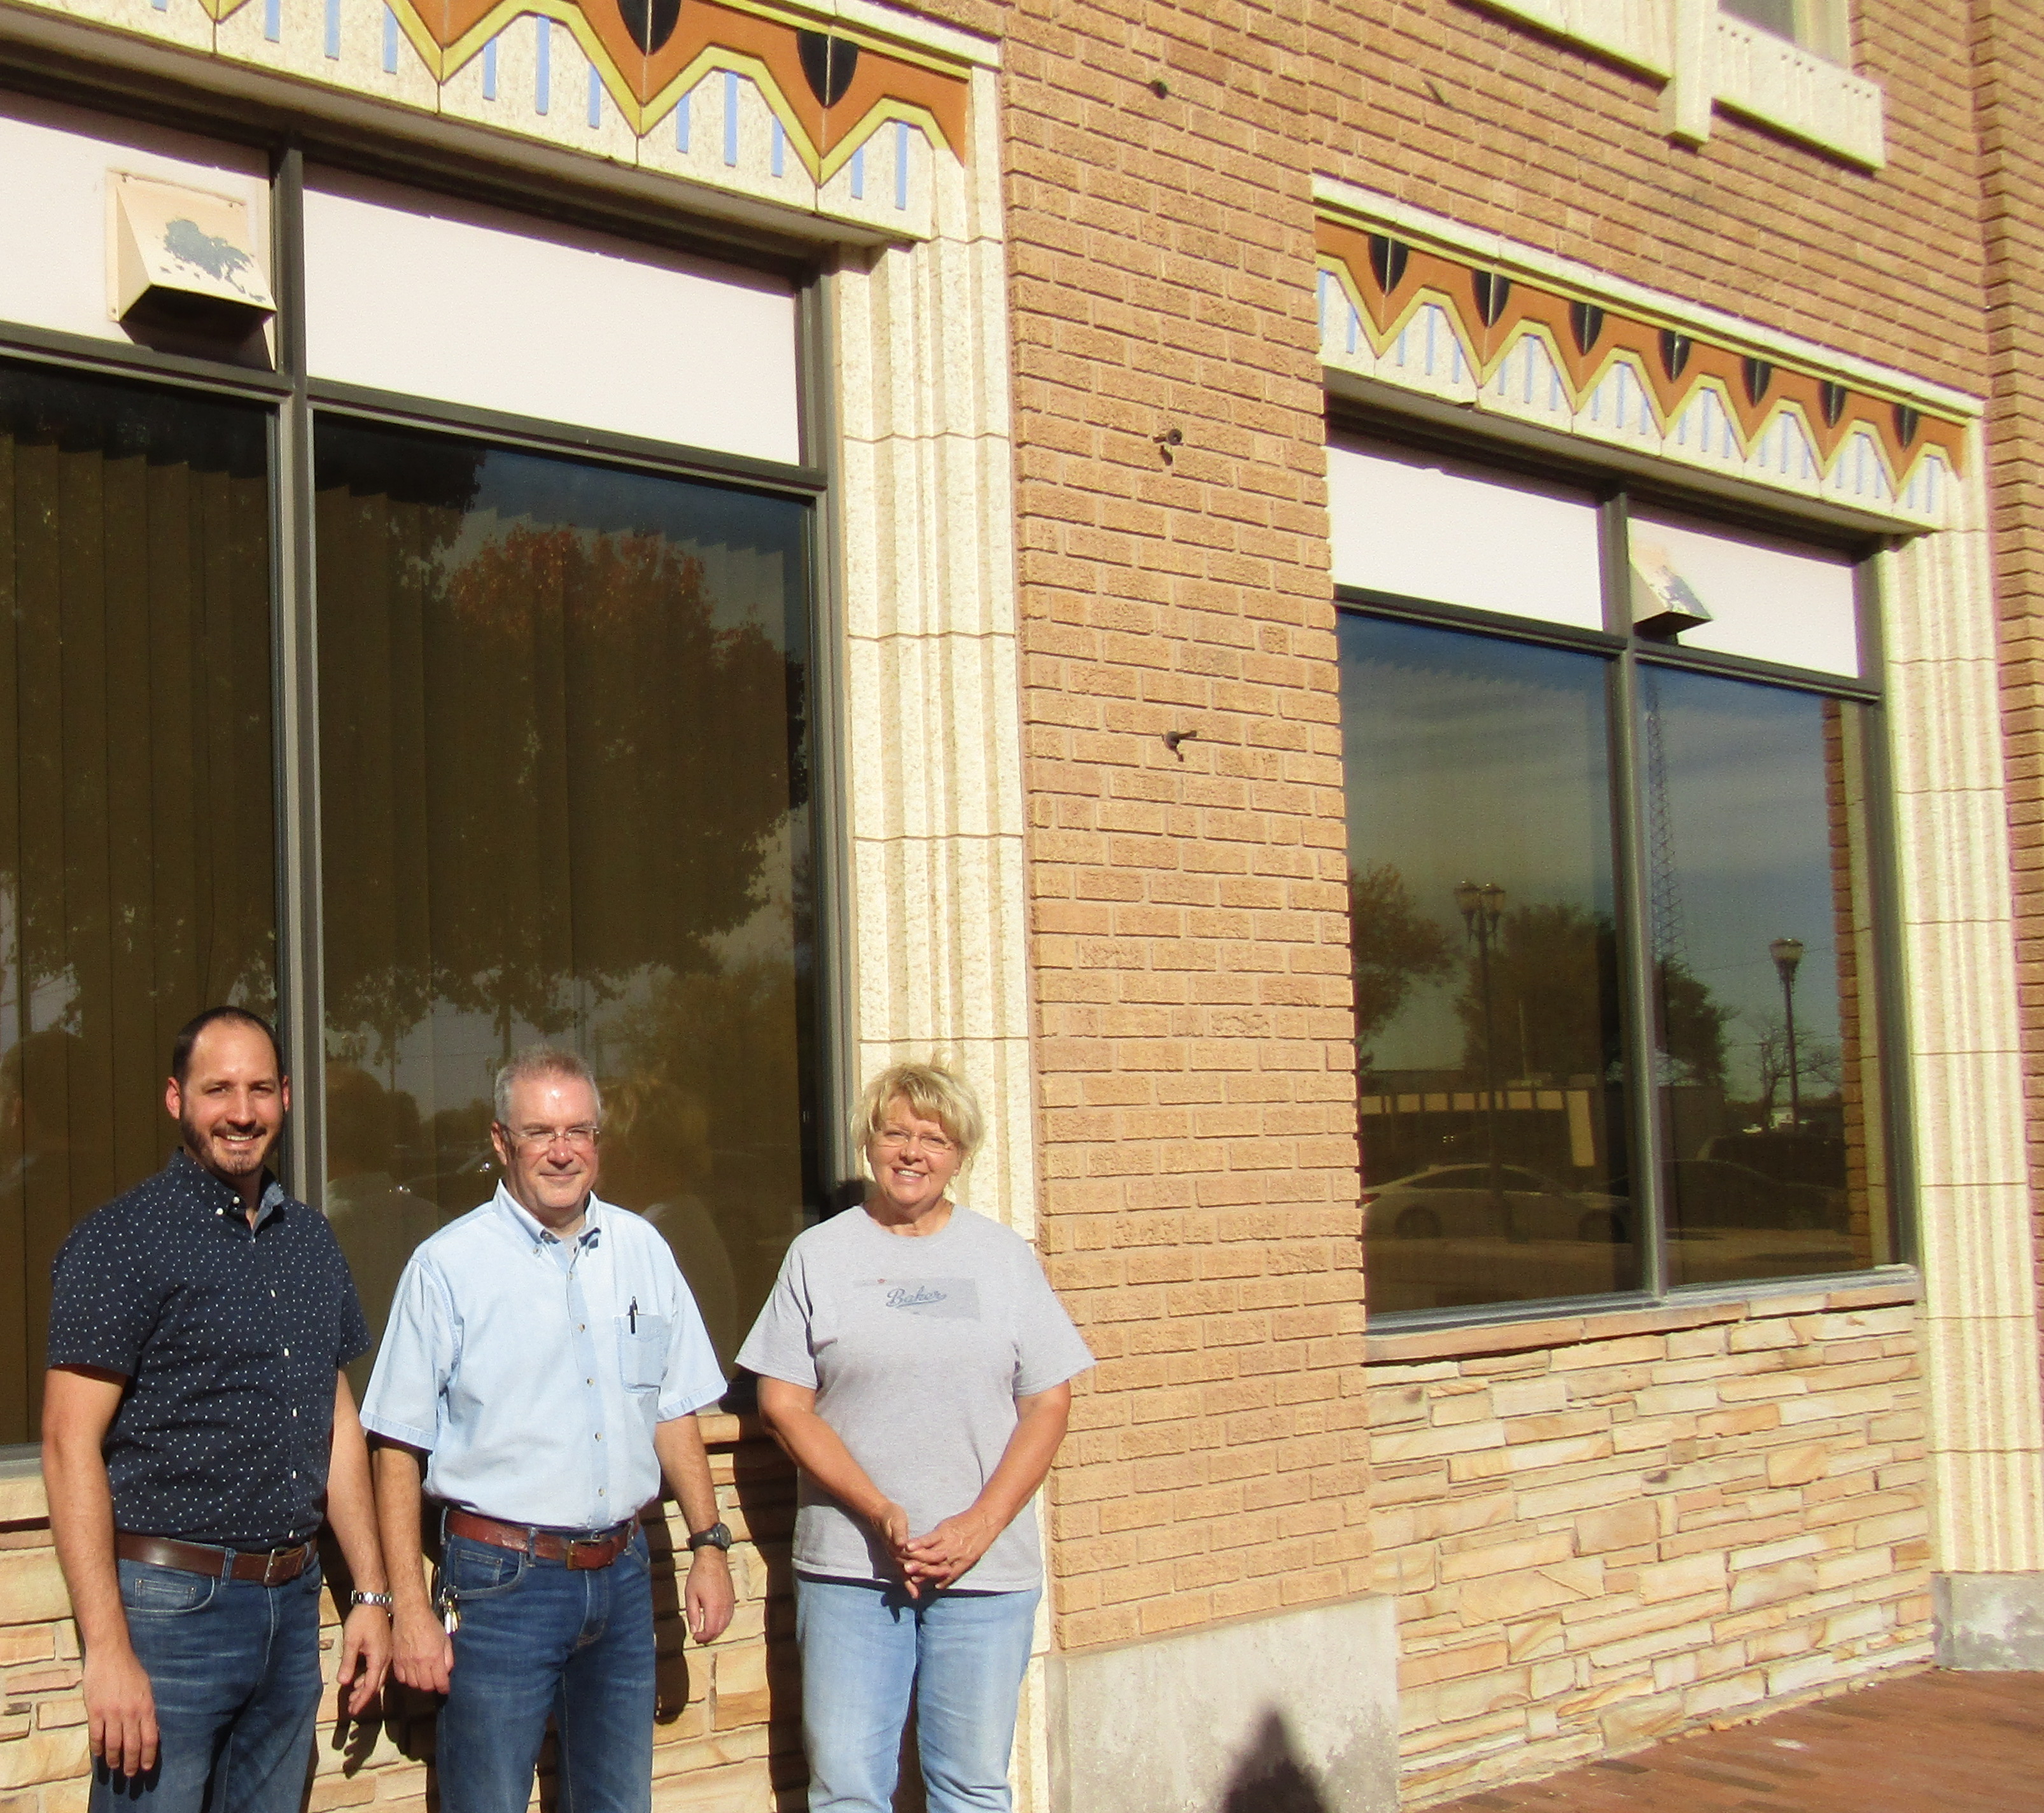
[0,1424,795,1813]
[1368,1285,1930,1803]
[996,0,1371,1648]
[1305,0,1989,388]
[1970,3,2044,1398]
[960,0,1992,1660]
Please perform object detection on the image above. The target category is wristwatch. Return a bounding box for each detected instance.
[350,1589,395,1610]
[685,1521,734,1553]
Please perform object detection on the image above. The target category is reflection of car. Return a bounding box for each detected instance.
[1362,1164,1630,1243]
[1667,1159,1844,1233]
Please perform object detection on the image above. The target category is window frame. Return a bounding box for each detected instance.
[1331,410,1919,1331]
[0,69,851,1447]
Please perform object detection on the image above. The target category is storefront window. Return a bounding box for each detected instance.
[0,362,276,1441]
[1333,435,1898,1319]
[1340,616,1635,1315]
[1646,669,1893,1284]
[314,420,815,1383]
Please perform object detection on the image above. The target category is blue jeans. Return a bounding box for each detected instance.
[433,1527,655,1813]
[795,1576,1040,1813]
[90,1557,324,1813]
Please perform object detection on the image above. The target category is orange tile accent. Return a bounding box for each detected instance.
[1317,214,1964,489]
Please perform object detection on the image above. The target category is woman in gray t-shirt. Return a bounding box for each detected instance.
[737,1061,1093,1813]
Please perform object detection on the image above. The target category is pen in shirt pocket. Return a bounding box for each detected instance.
[628,1297,638,1334]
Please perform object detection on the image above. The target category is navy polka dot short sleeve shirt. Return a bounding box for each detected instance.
[48,1149,371,1548]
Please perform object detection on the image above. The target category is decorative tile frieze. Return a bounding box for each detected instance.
[1,0,976,237]
[1315,187,1968,526]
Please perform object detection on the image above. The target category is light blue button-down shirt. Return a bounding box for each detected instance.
[360,1184,727,1530]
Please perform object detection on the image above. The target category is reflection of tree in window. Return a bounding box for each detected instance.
[314,421,815,1357]
[1347,863,1453,1074]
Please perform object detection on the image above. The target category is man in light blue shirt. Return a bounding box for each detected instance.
[363,1046,734,1813]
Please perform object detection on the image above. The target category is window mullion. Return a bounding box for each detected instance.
[1603,497,1670,1298]
[270,141,328,1205]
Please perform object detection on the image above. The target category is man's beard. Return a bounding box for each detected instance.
[182,1110,271,1178]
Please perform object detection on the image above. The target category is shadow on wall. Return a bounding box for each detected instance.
[1221,1710,1333,1813]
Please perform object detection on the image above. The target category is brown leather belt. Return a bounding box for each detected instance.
[114,1532,316,1585]
[445,1509,638,1569]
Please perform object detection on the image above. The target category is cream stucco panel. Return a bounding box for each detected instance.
[832,61,1039,1248]
[1879,441,2044,1576]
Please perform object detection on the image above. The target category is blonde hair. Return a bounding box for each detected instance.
[851,1061,984,1165]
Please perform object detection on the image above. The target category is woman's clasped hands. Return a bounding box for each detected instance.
[875,1499,998,1595]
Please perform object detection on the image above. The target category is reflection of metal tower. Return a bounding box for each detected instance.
[1640,668,1686,972]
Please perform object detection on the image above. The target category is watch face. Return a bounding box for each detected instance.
[690,1522,732,1550]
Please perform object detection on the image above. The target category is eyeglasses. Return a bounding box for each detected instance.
[873,1129,957,1157]
[508,1124,601,1151]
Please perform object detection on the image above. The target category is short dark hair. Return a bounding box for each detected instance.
[171,1007,285,1085]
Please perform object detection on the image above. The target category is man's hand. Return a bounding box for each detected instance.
[899,1508,999,1592]
[83,1641,158,1779]
[683,1550,736,1644]
[335,1604,392,1716]
[389,1604,454,1695]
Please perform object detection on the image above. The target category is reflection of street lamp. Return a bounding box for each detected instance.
[1457,881,1508,1229]
[1770,936,1804,1130]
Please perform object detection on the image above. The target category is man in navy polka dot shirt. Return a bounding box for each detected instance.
[42,1007,395,1813]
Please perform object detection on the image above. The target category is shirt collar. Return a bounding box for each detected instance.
[172,1147,288,1229]
[493,1180,605,1252]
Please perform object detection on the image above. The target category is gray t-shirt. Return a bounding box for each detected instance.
[737,1203,1093,1593]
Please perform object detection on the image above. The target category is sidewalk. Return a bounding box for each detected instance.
[1424,1670,2044,1811]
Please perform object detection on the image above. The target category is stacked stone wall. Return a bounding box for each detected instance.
[0,1424,795,1813]
[1369,1285,1929,1803]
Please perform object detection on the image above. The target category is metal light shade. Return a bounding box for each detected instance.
[1770,936,1804,984]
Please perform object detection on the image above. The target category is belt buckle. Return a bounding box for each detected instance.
[262,1544,296,1586]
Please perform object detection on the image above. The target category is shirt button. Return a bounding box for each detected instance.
[594,1432,602,1441]
[283,1348,290,1358]
[587,1378,594,1386]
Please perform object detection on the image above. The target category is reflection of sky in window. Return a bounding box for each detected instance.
[1649,668,1846,1096]
[1339,616,1614,1070]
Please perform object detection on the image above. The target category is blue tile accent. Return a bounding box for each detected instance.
[895,120,909,209]
[483,36,497,98]
[323,0,339,57]
[722,69,739,166]
[535,17,550,113]
[676,90,691,151]
[263,0,279,43]
[381,4,397,73]
[587,63,601,128]
[771,118,784,178]
[850,146,864,200]
[151,0,167,12]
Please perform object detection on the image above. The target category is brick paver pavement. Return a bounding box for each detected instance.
[1424,1670,2044,1811]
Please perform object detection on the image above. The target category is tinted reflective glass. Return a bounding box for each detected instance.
[1642,667,1893,1284]
[314,420,815,1385]
[0,363,276,1440]
[1339,615,1636,1314]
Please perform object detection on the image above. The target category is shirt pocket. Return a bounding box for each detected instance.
[617,1313,669,1391]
